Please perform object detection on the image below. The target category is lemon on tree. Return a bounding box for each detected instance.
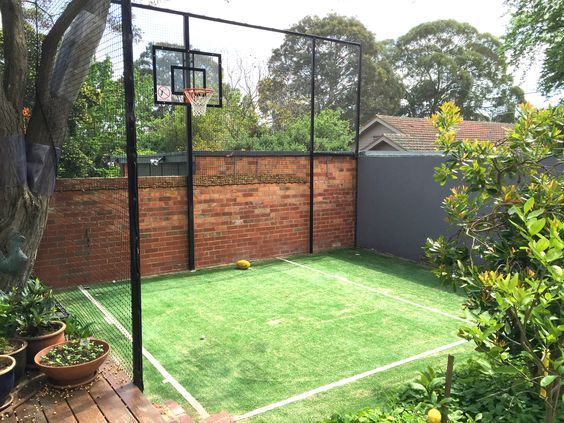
[427,408,441,423]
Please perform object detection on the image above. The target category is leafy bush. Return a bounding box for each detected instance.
[5,278,60,337]
[425,102,563,422]
[322,359,547,423]
[227,109,353,152]
[63,316,94,341]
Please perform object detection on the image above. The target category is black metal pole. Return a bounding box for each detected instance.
[119,1,361,48]
[121,0,143,390]
[184,15,196,271]
[309,39,316,255]
[353,44,362,249]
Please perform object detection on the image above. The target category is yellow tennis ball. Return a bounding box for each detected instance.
[236,259,251,270]
[427,408,441,423]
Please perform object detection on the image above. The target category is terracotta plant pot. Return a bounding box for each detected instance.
[2,339,27,384]
[0,355,16,407]
[34,339,110,388]
[19,321,66,366]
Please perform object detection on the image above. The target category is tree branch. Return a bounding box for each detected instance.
[35,0,88,106]
[0,0,27,111]
[28,0,111,148]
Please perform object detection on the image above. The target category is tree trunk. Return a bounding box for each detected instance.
[0,186,49,291]
[0,0,111,291]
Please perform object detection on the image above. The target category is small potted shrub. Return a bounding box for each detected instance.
[34,338,110,388]
[0,292,27,383]
[8,278,65,365]
[0,355,16,409]
[0,338,27,385]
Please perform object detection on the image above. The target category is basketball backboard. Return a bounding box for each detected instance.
[152,45,222,107]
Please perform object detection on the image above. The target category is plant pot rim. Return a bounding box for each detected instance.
[34,339,110,370]
[3,339,28,356]
[17,321,66,341]
[0,355,16,376]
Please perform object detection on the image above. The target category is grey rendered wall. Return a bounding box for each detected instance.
[357,153,454,261]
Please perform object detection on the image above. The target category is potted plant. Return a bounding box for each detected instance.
[7,278,65,365]
[0,291,27,383]
[34,339,110,388]
[0,355,16,409]
[0,338,27,385]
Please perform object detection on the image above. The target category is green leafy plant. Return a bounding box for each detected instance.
[8,278,59,337]
[40,340,105,367]
[401,366,445,408]
[63,316,94,341]
[425,102,563,422]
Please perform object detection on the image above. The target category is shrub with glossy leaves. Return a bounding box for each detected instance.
[425,102,563,422]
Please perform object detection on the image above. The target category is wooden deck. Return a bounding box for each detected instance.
[1,360,165,422]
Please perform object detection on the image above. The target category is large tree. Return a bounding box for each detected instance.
[393,20,524,121]
[58,58,126,178]
[258,14,403,127]
[0,0,111,290]
[504,0,564,96]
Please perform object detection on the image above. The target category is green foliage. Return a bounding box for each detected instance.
[503,0,564,95]
[259,13,402,126]
[322,406,426,423]
[137,75,352,153]
[5,278,59,337]
[59,58,125,178]
[393,20,524,122]
[40,340,105,367]
[63,316,94,341]
[228,109,353,152]
[425,102,563,420]
[322,357,549,423]
[0,290,12,338]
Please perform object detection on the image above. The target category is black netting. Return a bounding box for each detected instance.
[29,1,134,378]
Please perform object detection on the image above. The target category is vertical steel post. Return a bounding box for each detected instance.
[121,0,143,390]
[184,15,196,271]
[353,44,362,249]
[309,39,316,254]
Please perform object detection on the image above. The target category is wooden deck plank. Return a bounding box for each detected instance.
[66,389,107,423]
[37,389,77,423]
[0,408,19,423]
[89,377,136,423]
[2,359,164,423]
[102,365,164,423]
[14,397,48,423]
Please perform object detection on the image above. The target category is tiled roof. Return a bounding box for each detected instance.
[367,115,513,152]
[381,134,437,151]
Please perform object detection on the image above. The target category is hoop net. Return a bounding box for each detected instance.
[183,88,214,116]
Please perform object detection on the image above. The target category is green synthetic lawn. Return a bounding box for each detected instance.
[57,249,471,421]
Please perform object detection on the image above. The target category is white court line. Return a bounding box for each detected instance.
[280,258,468,323]
[234,339,468,421]
[78,286,210,419]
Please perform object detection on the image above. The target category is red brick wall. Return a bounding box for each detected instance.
[34,155,355,288]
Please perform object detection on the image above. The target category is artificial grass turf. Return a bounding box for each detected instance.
[248,342,476,422]
[56,249,468,420]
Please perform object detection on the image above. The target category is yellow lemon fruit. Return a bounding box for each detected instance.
[236,259,251,270]
[427,408,441,423]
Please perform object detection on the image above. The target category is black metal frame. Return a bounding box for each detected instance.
[120,0,143,390]
[119,0,362,387]
[151,44,222,107]
[171,66,206,95]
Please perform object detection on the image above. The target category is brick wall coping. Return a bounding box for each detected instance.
[113,150,355,163]
[54,174,308,192]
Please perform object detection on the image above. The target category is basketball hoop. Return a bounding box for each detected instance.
[183,88,214,116]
